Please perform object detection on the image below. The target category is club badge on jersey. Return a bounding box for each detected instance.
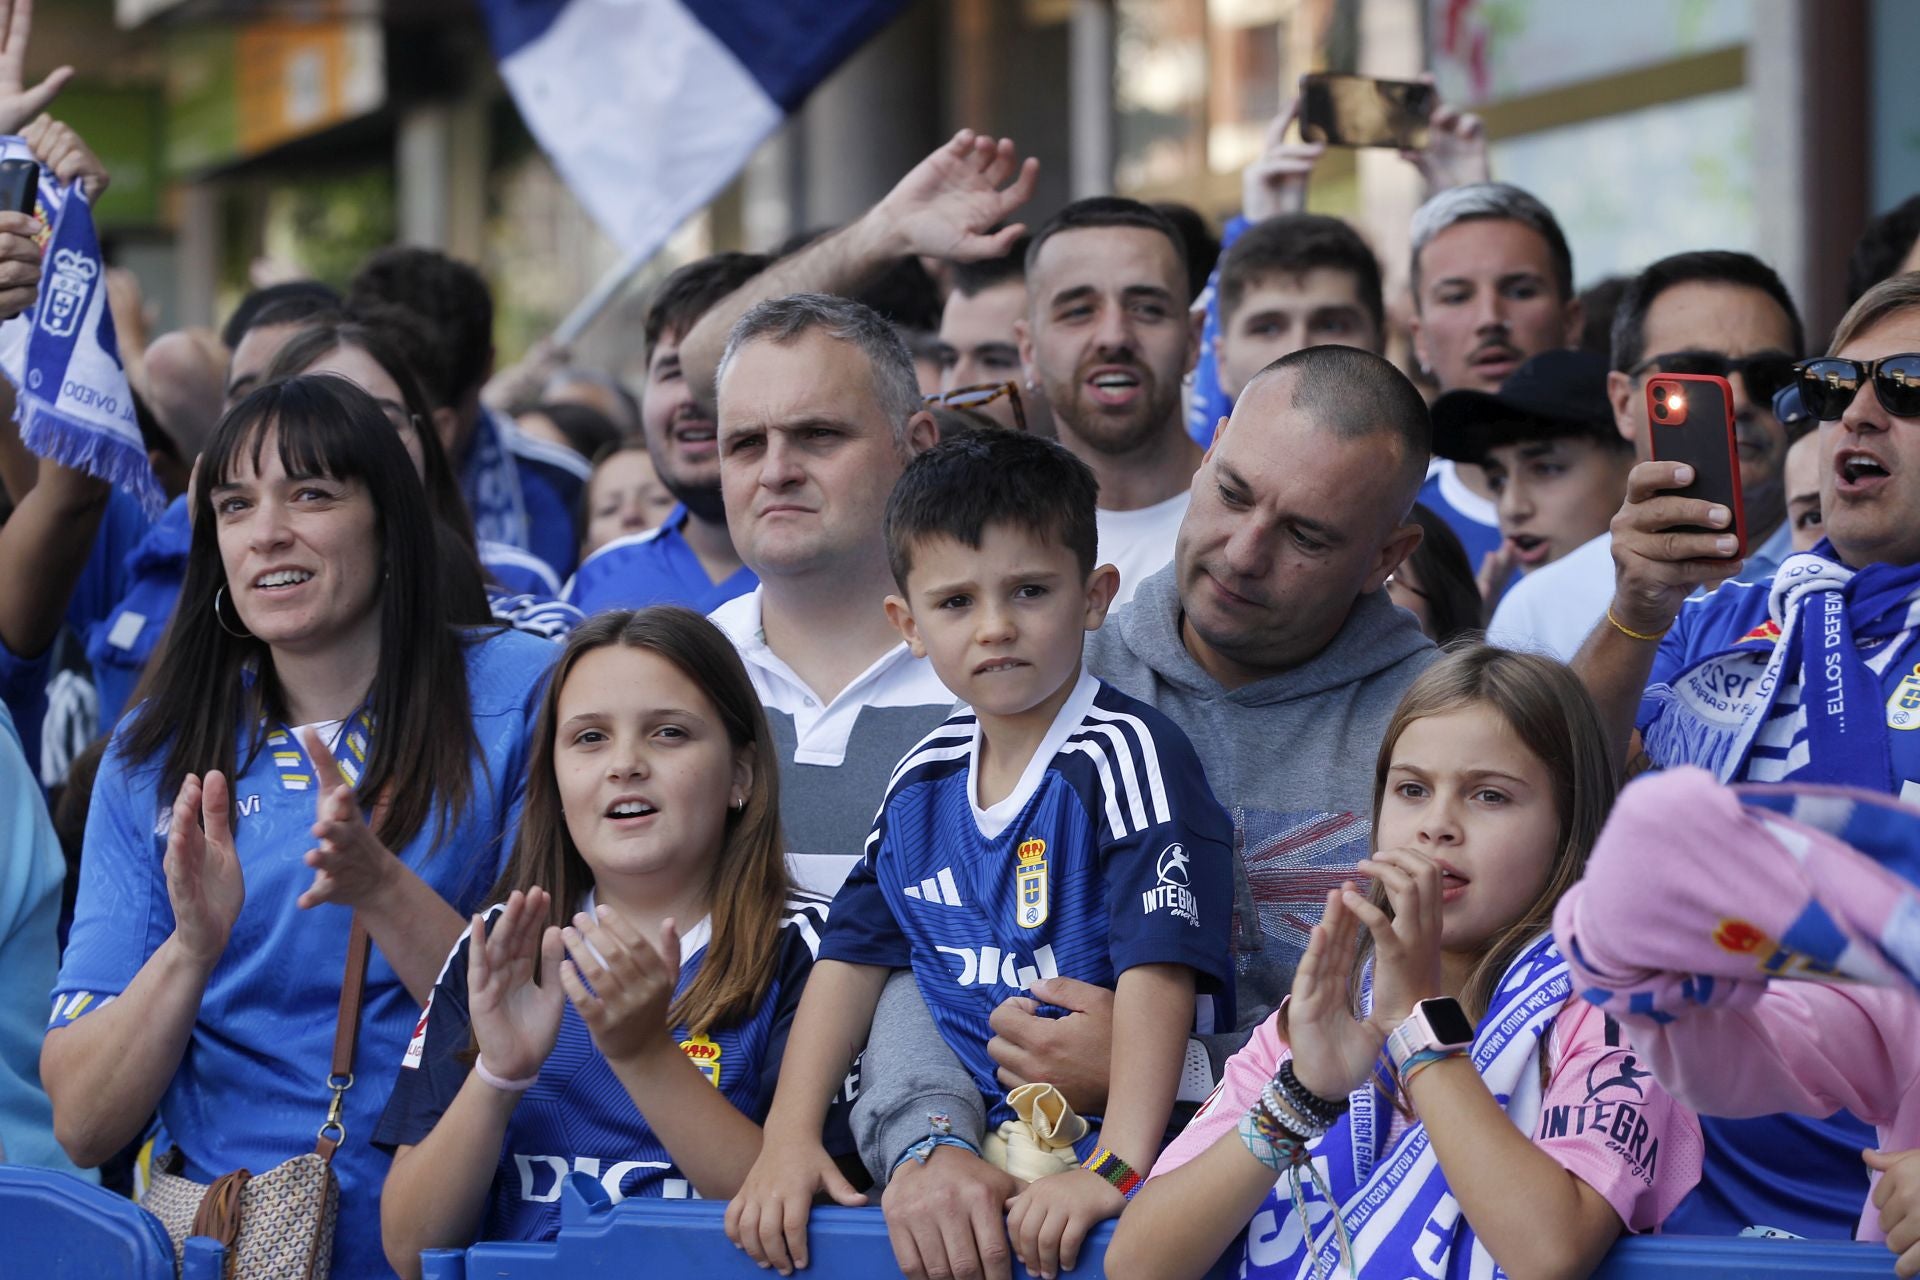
[1016,838,1048,929]
[680,1033,722,1087]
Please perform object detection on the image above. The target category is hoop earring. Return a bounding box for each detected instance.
[729,795,746,812]
[213,586,253,639]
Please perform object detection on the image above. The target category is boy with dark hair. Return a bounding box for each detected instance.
[564,251,771,614]
[1213,212,1385,403]
[727,430,1233,1280]
[349,246,590,581]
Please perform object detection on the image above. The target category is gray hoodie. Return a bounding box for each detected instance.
[849,563,1436,1176]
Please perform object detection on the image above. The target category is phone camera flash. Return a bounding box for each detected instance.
[1667,394,1686,412]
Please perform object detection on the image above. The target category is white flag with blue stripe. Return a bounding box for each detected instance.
[478,0,908,258]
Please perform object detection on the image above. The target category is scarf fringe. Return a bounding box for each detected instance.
[1638,685,1742,783]
[19,396,165,518]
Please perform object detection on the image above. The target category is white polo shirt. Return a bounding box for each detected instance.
[710,589,958,861]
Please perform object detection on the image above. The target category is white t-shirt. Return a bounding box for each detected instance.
[1485,531,1615,662]
[1097,491,1190,606]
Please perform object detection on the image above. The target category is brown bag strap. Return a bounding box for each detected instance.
[315,792,388,1159]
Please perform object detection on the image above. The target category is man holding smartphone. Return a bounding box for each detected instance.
[1487,251,1803,665]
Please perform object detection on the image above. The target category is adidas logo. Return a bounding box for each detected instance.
[903,866,964,906]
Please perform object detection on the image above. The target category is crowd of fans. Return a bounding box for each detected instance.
[6,6,1920,1277]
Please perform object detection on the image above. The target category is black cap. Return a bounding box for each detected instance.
[1430,349,1621,463]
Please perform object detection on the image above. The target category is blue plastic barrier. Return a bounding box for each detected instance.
[415,1173,1900,1279]
[0,1165,225,1279]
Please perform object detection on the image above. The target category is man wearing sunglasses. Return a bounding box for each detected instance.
[1479,251,1804,665]
[1570,269,1920,1247]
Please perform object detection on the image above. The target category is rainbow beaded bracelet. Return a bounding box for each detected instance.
[1081,1146,1144,1199]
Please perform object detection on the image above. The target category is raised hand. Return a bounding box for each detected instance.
[871,129,1039,263]
[557,905,682,1066]
[1606,460,1746,640]
[1402,75,1490,194]
[22,113,106,202]
[1348,848,1446,1029]
[296,726,398,911]
[1283,883,1383,1101]
[163,771,245,968]
[467,888,566,1083]
[0,207,37,321]
[1242,100,1326,221]
[0,1,70,138]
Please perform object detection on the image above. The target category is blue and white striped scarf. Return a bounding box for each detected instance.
[0,135,158,516]
[1642,545,1920,791]
[1243,935,1569,1280]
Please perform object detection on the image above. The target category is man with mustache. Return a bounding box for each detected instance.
[565,252,770,614]
[1016,197,1204,605]
[1408,184,1584,593]
[1483,251,1804,662]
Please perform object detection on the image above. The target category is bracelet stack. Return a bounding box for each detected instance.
[1080,1147,1144,1200]
[1237,1061,1347,1173]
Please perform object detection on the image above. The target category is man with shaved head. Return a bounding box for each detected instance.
[851,345,1437,1280]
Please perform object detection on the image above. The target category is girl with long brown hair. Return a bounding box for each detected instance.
[377,607,833,1276]
[1110,644,1704,1280]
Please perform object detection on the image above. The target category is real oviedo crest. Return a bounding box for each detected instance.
[1015,838,1048,929]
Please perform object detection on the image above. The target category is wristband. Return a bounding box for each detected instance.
[890,1110,980,1174]
[1606,607,1670,643]
[1081,1147,1144,1200]
[1276,1059,1349,1126]
[1397,1047,1465,1089]
[473,1054,540,1093]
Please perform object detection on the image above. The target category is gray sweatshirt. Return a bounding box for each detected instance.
[851,564,1437,1176]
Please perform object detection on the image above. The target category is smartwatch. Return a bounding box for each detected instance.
[1385,997,1474,1073]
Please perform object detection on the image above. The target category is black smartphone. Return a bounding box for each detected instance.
[1646,373,1747,558]
[0,159,36,217]
[1298,74,1436,150]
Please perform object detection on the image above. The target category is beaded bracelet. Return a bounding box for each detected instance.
[1276,1059,1349,1126]
[1260,1080,1326,1140]
[1081,1147,1144,1200]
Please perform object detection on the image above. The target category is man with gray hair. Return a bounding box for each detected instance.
[1408,182,1583,589]
[710,292,950,863]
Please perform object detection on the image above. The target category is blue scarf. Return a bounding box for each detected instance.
[462,407,530,551]
[1642,544,1920,792]
[0,136,158,516]
[1243,935,1569,1280]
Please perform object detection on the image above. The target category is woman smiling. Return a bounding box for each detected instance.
[41,376,557,1278]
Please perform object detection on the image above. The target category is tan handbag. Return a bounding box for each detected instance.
[142,917,371,1279]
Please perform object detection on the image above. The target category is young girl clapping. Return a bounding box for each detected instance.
[377,608,834,1277]
[1109,644,1702,1280]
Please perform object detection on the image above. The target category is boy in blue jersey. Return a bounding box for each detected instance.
[727,431,1233,1279]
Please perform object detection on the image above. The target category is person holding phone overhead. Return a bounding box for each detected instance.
[41,376,556,1278]
[1564,273,1920,1241]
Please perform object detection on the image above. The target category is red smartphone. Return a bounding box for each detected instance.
[1645,373,1746,558]
[1298,74,1435,150]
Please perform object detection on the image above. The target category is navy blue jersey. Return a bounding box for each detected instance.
[821,673,1234,1140]
[374,891,832,1243]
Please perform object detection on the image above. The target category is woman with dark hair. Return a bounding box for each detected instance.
[1388,503,1485,646]
[376,608,832,1275]
[41,376,558,1278]
[268,315,583,638]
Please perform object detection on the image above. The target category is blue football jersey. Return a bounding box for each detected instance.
[821,672,1234,1140]
[374,891,832,1243]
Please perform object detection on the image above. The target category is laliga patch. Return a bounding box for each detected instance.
[1142,843,1200,926]
[1015,838,1049,929]
[403,994,433,1069]
[1886,662,1920,731]
[681,1033,722,1087]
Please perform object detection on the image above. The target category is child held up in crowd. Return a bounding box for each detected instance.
[377,608,834,1276]
[1109,645,1701,1280]
[725,432,1235,1279]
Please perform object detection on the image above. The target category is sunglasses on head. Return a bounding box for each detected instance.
[1628,349,1799,403]
[924,381,1028,433]
[1793,353,1920,421]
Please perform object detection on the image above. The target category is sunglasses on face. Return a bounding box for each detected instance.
[1628,349,1799,404]
[924,381,1029,433]
[1794,353,1920,421]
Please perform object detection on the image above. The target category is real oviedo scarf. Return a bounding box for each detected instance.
[0,134,157,516]
[1242,933,1570,1280]
[1640,545,1920,793]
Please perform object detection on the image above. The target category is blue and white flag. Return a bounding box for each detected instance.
[477,0,908,258]
[0,135,157,517]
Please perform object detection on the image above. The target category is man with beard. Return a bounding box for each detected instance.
[1017,197,1203,605]
[1408,184,1584,586]
[565,252,771,614]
